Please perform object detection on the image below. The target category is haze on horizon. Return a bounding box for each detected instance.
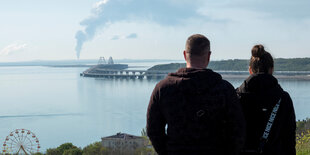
[0,0,309,62]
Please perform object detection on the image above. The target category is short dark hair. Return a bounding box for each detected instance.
[185,34,210,56]
[249,44,274,73]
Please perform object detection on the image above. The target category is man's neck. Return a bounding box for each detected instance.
[186,63,207,69]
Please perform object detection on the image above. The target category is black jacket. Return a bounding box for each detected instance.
[147,68,246,155]
[236,73,296,155]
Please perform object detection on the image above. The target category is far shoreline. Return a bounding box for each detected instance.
[220,74,310,80]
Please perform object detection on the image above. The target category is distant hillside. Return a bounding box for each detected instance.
[208,59,248,71]
[148,63,186,72]
[148,58,310,71]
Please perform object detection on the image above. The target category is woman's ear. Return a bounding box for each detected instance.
[268,67,274,75]
[249,66,253,75]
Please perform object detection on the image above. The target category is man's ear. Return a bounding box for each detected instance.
[207,51,211,62]
[183,51,187,61]
[249,66,253,75]
[204,52,211,67]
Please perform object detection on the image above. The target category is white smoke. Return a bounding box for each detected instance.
[110,33,138,40]
[75,0,109,59]
[0,43,27,56]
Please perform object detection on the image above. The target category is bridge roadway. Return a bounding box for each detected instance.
[80,68,170,79]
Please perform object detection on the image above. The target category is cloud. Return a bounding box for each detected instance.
[0,43,27,56]
[198,0,310,22]
[111,35,120,40]
[229,0,310,20]
[75,0,202,59]
[126,33,137,39]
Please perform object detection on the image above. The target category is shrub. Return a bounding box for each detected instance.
[82,142,110,155]
[63,148,83,155]
[46,148,61,155]
[57,143,77,154]
[296,130,310,155]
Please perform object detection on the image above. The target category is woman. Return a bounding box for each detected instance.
[237,45,296,155]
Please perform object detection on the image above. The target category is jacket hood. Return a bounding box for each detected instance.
[168,68,222,93]
[238,73,283,98]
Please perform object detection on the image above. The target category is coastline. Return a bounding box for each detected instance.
[220,73,310,80]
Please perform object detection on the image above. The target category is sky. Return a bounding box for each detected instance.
[0,0,310,62]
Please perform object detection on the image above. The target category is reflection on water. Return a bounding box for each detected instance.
[0,113,82,118]
[0,66,309,151]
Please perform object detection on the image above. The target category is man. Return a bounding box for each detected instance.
[147,34,245,155]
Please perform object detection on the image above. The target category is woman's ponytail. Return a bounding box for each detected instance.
[249,44,274,73]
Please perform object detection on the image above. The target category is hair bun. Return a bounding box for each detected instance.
[251,44,266,58]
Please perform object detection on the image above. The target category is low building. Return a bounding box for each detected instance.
[101,132,148,154]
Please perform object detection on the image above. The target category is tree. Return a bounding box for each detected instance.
[100,147,111,155]
[141,127,147,137]
[83,142,101,155]
[63,148,83,155]
[57,143,77,154]
[134,147,156,155]
[46,148,61,155]
[82,141,111,155]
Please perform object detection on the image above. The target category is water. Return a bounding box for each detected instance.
[0,64,309,152]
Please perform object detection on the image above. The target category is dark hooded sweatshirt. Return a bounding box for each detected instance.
[147,68,246,155]
[236,73,296,155]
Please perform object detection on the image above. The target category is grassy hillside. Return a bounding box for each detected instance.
[148,58,310,71]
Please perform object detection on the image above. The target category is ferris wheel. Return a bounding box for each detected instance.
[2,129,40,154]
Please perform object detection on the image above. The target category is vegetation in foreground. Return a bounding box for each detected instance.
[3,119,308,155]
[26,141,155,155]
[296,118,310,155]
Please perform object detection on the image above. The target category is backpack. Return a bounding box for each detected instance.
[239,92,282,154]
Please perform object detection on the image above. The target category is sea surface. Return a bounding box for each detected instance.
[0,61,309,152]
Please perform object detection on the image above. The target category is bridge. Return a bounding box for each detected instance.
[80,68,170,80]
[80,62,310,80]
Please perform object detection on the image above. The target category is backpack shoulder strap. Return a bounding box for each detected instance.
[257,96,282,153]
